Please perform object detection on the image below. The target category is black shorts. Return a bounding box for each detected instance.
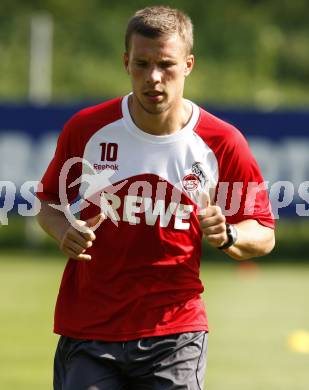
[54,331,208,390]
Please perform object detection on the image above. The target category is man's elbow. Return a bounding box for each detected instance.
[35,200,44,226]
[256,231,275,257]
[36,210,44,228]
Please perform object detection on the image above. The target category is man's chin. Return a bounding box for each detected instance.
[143,106,167,115]
[139,99,169,115]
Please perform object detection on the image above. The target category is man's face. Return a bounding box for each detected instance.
[124,33,194,115]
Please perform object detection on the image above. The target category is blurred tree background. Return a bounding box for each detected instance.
[1,0,309,107]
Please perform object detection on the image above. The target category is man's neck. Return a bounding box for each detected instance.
[128,95,192,136]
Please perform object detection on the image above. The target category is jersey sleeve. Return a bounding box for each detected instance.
[215,128,275,229]
[36,98,123,205]
[36,116,82,204]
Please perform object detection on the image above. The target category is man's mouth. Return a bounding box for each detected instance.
[144,90,164,97]
[143,91,165,102]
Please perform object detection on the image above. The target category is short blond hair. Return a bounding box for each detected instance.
[125,6,193,55]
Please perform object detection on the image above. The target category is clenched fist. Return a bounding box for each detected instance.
[198,205,228,248]
[60,213,105,261]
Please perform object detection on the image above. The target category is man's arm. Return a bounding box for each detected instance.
[37,200,103,261]
[198,205,275,261]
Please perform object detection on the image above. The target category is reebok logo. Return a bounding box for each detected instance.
[93,163,119,171]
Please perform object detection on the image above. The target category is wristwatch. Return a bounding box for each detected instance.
[218,223,238,250]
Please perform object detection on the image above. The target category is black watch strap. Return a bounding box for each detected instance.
[218,223,238,250]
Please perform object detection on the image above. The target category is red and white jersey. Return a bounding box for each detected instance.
[37,94,274,341]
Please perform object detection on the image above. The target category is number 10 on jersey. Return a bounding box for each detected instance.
[100,142,118,162]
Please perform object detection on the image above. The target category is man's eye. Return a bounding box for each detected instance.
[136,62,147,67]
[160,62,174,69]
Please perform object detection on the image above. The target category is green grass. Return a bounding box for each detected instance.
[0,252,308,389]
[204,262,309,390]
[0,253,62,389]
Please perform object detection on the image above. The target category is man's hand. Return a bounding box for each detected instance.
[197,205,275,260]
[37,201,107,261]
[59,214,105,261]
[198,205,228,248]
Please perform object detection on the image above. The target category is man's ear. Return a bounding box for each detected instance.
[123,52,130,74]
[184,54,194,77]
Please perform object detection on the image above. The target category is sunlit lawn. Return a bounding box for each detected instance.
[0,252,308,389]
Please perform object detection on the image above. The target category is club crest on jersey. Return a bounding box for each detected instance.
[182,162,208,192]
[182,174,200,192]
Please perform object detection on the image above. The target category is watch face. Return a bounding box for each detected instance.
[229,224,238,244]
[219,223,237,250]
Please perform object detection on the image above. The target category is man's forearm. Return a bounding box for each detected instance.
[223,219,275,260]
[37,201,71,245]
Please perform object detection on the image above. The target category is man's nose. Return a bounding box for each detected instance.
[146,66,161,83]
